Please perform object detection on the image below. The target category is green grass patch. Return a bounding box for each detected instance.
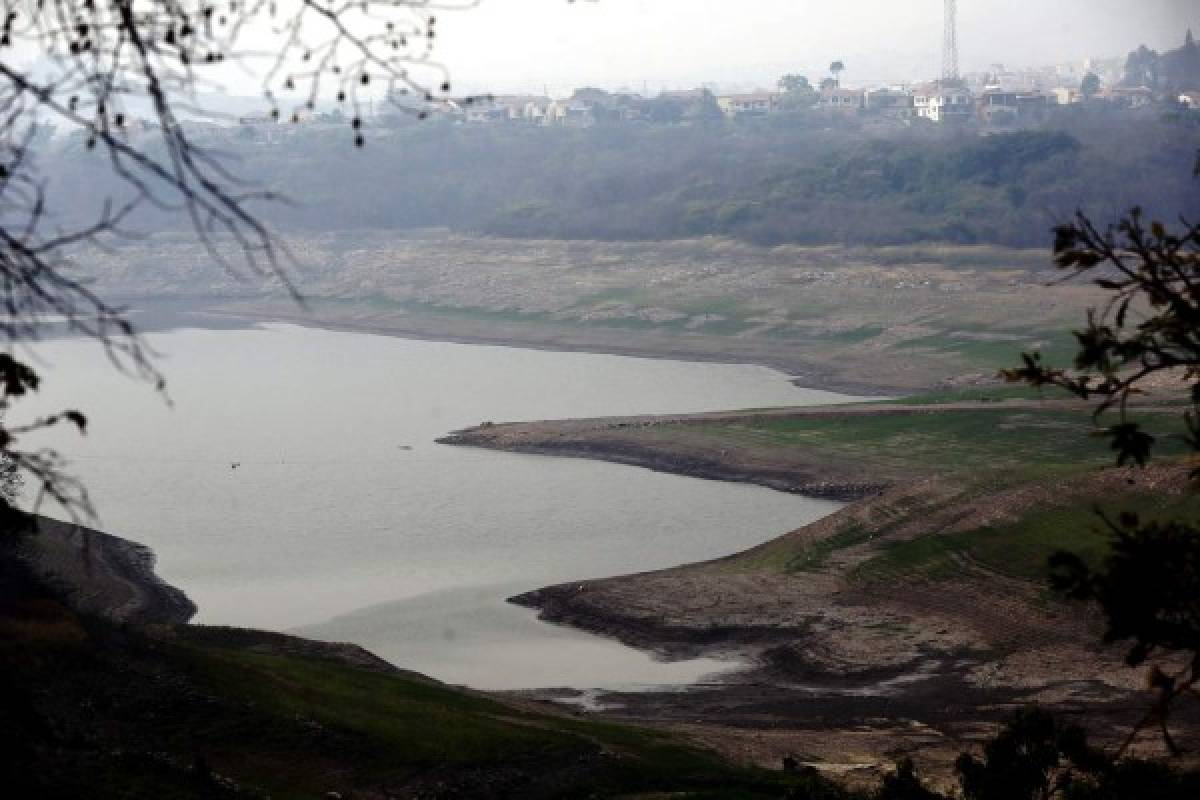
[819,325,886,344]
[894,330,1079,371]
[732,521,871,573]
[158,632,815,798]
[3,606,832,798]
[704,407,1190,483]
[573,287,657,307]
[853,244,1048,271]
[785,522,874,573]
[851,493,1200,587]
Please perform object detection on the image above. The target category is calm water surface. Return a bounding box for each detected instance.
[26,323,860,689]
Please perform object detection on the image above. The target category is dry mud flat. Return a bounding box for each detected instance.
[444,407,1200,785]
[86,233,1105,394]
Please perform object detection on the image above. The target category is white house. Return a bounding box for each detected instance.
[912,83,973,122]
[544,101,595,127]
[717,92,780,117]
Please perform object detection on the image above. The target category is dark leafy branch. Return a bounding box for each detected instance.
[1004,162,1200,756]
[1003,207,1200,468]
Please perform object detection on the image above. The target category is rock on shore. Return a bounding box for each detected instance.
[12,515,196,626]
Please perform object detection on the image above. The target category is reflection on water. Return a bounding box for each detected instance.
[295,584,742,690]
[26,322,859,688]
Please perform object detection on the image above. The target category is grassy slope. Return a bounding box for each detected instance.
[0,558,845,799]
[850,491,1200,586]
[652,397,1196,585]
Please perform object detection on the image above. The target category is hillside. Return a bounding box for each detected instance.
[0,520,842,799]
[45,116,1200,249]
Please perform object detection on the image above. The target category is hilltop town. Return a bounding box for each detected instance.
[24,29,1199,150]
[220,29,1200,142]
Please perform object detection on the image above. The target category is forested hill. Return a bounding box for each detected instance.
[48,111,1200,248]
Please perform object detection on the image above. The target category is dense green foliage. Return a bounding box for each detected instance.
[954,709,1200,800]
[45,114,1200,249]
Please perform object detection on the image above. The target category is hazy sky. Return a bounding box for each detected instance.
[437,0,1199,93]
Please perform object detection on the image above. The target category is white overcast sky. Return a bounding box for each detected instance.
[436,0,1200,93]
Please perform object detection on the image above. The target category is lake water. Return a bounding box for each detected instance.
[23,322,858,689]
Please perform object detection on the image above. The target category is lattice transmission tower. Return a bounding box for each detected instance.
[942,0,960,83]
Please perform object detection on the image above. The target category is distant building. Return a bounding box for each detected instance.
[470,95,553,123]
[464,104,510,124]
[544,100,595,128]
[1050,87,1081,105]
[819,87,864,114]
[1180,91,1200,111]
[716,92,780,117]
[913,82,972,122]
[976,88,1052,124]
[1102,87,1156,109]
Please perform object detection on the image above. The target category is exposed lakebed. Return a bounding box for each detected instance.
[25,322,861,688]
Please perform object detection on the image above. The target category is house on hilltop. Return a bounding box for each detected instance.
[819,87,864,114]
[544,101,595,128]
[467,95,553,123]
[716,92,780,117]
[1102,86,1156,109]
[976,88,1052,125]
[913,82,973,122]
[1051,87,1081,105]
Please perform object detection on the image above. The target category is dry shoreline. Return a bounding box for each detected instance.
[61,303,1194,780]
[12,515,196,626]
[124,301,914,397]
[441,407,1198,781]
[435,401,1075,500]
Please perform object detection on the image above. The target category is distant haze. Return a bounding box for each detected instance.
[436,0,1198,93]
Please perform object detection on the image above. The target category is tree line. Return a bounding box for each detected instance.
[41,111,1200,250]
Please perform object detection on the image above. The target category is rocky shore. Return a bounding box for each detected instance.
[12,515,196,626]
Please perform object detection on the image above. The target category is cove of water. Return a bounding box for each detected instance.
[23,322,859,689]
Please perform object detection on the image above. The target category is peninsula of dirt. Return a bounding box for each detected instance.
[442,397,1199,782]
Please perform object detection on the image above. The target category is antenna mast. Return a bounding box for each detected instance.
[942,0,960,83]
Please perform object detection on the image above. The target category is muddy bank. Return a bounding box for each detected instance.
[441,431,885,501]
[115,298,909,397]
[436,401,1080,500]
[502,467,1200,781]
[11,515,196,626]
